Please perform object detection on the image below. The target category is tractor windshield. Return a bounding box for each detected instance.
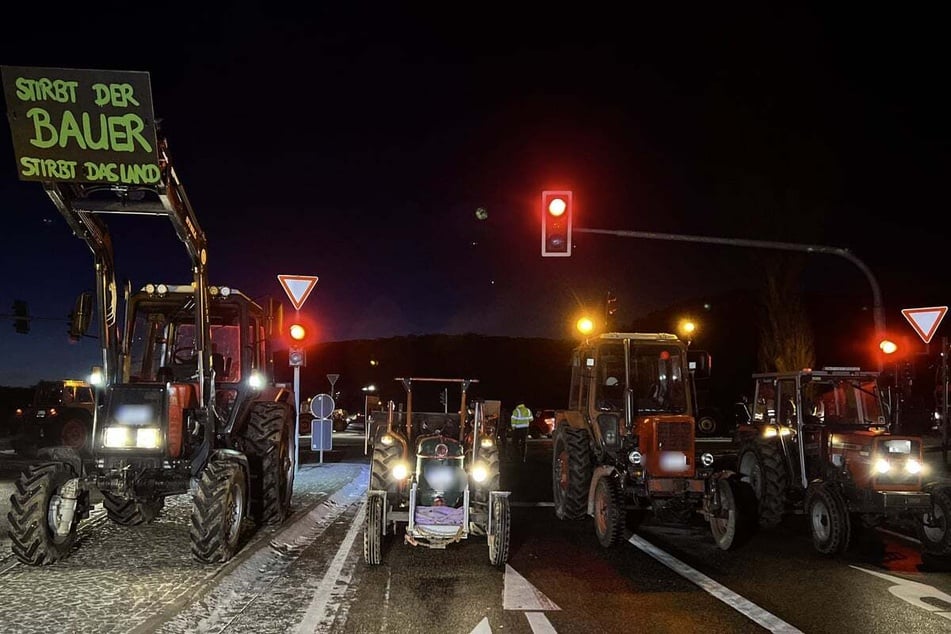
[804,378,887,427]
[631,344,689,414]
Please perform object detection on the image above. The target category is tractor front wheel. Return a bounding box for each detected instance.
[593,476,624,547]
[806,482,850,556]
[917,486,951,556]
[7,462,85,565]
[709,476,757,550]
[737,440,787,528]
[190,458,248,563]
[488,494,511,567]
[364,494,385,565]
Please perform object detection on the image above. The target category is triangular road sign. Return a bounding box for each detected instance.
[901,306,947,344]
[278,274,319,311]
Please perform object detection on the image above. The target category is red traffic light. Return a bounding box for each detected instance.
[289,323,307,341]
[879,338,898,355]
[541,190,573,257]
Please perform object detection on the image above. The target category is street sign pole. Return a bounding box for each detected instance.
[293,365,301,477]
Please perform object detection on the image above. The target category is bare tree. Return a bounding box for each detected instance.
[756,254,815,372]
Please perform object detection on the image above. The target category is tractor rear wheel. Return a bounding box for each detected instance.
[488,494,511,567]
[917,486,951,555]
[190,458,247,563]
[737,439,787,528]
[244,402,294,525]
[593,476,624,547]
[552,425,591,520]
[370,439,404,508]
[806,482,850,555]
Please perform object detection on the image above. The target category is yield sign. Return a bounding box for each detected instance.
[278,274,318,311]
[901,306,948,344]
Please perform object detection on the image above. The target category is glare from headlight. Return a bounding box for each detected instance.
[905,459,922,474]
[701,452,714,467]
[104,426,131,447]
[472,463,488,482]
[248,371,265,389]
[392,463,409,480]
[875,459,892,474]
[136,428,161,449]
[480,437,494,448]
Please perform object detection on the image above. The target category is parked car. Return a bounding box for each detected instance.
[530,408,556,438]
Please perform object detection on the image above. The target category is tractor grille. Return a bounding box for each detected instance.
[656,421,691,452]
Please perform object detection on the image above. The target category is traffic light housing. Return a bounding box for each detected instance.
[12,300,29,334]
[288,322,307,367]
[541,190,572,257]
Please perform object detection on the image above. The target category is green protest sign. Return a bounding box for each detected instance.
[1,66,160,185]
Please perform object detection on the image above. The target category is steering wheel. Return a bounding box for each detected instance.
[173,346,196,364]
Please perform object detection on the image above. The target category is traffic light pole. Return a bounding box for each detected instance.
[575,227,887,371]
[293,364,301,477]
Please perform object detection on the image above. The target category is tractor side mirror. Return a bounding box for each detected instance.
[68,291,93,342]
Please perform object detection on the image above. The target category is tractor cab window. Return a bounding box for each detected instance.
[631,345,688,414]
[597,342,625,411]
[753,380,776,422]
[812,379,886,427]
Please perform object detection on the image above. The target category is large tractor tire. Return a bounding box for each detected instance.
[190,458,248,563]
[244,402,295,526]
[593,476,624,547]
[806,481,851,556]
[8,462,86,565]
[364,494,385,565]
[370,438,404,508]
[474,441,501,503]
[102,492,165,526]
[552,425,592,520]
[917,486,951,556]
[709,476,757,550]
[737,439,788,528]
[54,415,91,456]
[488,494,511,567]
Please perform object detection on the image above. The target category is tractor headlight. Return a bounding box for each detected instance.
[103,426,162,449]
[248,370,266,390]
[701,452,714,467]
[905,458,922,474]
[392,462,409,481]
[381,434,394,446]
[763,426,792,439]
[874,458,892,474]
[471,462,488,483]
[480,437,494,448]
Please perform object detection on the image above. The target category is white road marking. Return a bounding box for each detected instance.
[526,611,558,633]
[851,566,951,621]
[294,500,367,634]
[628,534,802,633]
[503,564,561,611]
[470,616,493,633]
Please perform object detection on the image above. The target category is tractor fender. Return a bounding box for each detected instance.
[586,465,617,516]
[208,448,251,484]
[556,409,589,432]
[37,446,84,476]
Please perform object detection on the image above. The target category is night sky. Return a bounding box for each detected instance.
[1,4,948,387]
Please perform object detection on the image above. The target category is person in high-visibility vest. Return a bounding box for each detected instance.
[510,401,533,462]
